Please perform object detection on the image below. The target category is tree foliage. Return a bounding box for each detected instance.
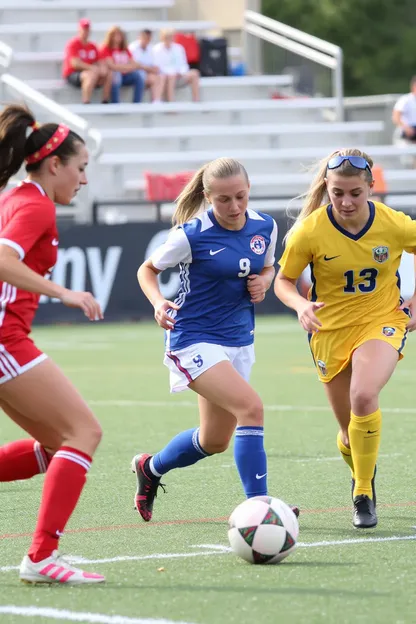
[262,0,416,96]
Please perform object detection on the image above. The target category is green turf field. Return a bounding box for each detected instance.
[1,317,416,624]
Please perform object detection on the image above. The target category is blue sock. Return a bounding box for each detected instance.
[151,428,209,476]
[234,426,267,498]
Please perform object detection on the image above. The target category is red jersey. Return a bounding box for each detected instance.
[0,181,58,339]
[62,37,99,78]
[100,46,132,66]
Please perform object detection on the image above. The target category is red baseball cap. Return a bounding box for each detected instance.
[79,18,91,28]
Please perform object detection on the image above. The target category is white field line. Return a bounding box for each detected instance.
[289,452,403,463]
[0,607,195,624]
[87,399,416,415]
[2,534,416,574]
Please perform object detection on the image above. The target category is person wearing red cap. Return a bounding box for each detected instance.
[0,103,105,584]
[63,19,112,104]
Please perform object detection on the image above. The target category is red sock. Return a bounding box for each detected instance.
[28,446,92,563]
[0,439,49,481]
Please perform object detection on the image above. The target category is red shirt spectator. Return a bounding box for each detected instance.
[63,36,99,78]
[100,45,133,69]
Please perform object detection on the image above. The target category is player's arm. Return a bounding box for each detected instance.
[137,228,192,330]
[0,245,102,320]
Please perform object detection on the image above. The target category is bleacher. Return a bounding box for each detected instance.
[1,0,416,220]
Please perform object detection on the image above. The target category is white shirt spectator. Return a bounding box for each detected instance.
[393,93,416,127]
[128,41,155,67]
[152,41,189,76]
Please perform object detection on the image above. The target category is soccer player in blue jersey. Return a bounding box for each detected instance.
[132,157,288,522]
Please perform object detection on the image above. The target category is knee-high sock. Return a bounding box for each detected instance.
[0,439,50,481]
[348,409,381,499]
[150,428,209,476]
[28,446,92,563]
[336,432,354,477]
[234,426,267,498]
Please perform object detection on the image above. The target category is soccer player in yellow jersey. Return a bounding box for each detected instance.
[274,148,416,529]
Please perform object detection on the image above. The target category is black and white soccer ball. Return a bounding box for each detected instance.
[228,496,299,564]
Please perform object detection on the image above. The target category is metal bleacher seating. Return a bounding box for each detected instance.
[1,0,416,221]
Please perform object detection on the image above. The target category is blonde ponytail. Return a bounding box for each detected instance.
[285,147,374,242]
[173,165,206,226]
[172,157,249,226]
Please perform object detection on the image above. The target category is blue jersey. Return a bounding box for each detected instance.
[151,207,277,351]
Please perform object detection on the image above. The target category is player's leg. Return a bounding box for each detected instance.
[0,399,54,481]
[0,358,104,583]
[324,364,354,475]
[349,339,397,492]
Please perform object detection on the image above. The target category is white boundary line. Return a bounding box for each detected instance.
[2,534,416,574]
[87,399,416,415]
[0,607,196,624]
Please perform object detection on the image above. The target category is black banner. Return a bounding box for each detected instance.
[35,219,291,325]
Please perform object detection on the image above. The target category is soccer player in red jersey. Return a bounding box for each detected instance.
[0,104,105,584]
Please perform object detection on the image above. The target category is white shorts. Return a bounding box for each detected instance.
[164,342,255,393]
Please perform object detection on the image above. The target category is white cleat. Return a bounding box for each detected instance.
[19,550,105,585]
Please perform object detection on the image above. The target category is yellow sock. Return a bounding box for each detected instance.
[336,431,354,477]
[348,409,381,499]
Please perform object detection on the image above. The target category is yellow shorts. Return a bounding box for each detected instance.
[309,312,409,383]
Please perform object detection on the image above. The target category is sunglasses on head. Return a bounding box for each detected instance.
[327,155,372,174]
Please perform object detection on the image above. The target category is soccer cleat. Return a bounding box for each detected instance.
[351,465,377,506]
[19,550,105,585]
[290,505,300,518]
[352,495,378,529]
[131,453,165,522]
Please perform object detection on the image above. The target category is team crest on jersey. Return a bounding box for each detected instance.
[382,326,396,337]
[317,360,327,377]
[250,235,266,255]
[372,246,389,263]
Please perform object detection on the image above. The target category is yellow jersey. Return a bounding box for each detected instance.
[279,201,416,331]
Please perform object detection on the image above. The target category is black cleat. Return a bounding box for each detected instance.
[352,494,377,529]
[351,465,377,506]
[131,453,165,521]
[290,505,300,518]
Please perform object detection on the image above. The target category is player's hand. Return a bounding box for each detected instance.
[247,274,267,303]
[296,300,325,332]
[154,299,180,330]
[399,296,416,331]
[60,289,104,321]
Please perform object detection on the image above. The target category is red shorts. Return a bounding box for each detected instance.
[0,336,47,384]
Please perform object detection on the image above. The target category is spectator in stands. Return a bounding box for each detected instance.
[101,26,144,104]
[128,29,164,103]
[63,18,112,104]
[152,29,200,102]
[392,76,416,143]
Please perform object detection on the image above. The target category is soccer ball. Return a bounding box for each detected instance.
[228,496,299,564]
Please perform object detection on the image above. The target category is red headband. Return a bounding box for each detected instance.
[25,124,70,165]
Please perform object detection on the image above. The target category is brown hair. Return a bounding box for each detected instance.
[285,147,374,241]
[0,104,84,189]
[103,26,128,50]
[173,157,249,226]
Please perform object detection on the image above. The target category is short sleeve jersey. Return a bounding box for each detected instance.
[279,201,416,331]
[0,181,58,339]
[151,207,277,351]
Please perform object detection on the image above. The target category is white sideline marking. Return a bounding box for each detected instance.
[2,533,416,574]
[0,607,195,624]
[88,399,416,415]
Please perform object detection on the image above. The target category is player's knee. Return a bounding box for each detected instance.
[238,397,264,427]
[203,439,230,455]
[350,386,376,414]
